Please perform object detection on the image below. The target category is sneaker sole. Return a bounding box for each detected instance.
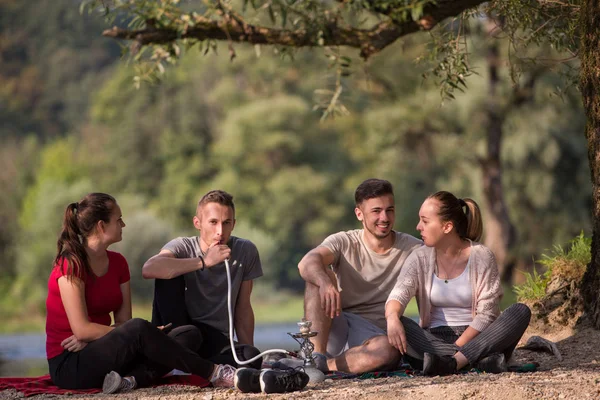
[102,371,121,394]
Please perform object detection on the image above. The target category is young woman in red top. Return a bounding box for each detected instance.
[46,193,236,393]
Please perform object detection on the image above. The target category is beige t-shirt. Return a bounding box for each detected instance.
[320,230,422,330]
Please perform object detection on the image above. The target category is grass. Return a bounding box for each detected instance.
[513,232,591,302]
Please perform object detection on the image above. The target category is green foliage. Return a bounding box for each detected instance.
[514,232,592,301]
[537,231,591,281]
[513,266,551,301]
[0,0,119,139]
[111,195,177,302]
[0,2,591,324]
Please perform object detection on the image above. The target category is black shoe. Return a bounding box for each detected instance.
[259,368,310,394]
[476,353,507,374]
[423,353,457,376]
[234,367,262,393]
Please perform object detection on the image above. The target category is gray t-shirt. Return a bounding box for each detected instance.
[321,229,422,330]
[163,236,263,336]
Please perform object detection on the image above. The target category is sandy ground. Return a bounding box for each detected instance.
[2,321,599,400]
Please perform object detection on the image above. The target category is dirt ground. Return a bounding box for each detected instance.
[2,320,600,400]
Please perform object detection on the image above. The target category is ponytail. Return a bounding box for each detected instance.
[54,193,116,280]
[463,198,483,242]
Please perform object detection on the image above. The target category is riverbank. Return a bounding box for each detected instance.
[2,318,597,399]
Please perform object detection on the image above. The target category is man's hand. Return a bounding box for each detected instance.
[319,279,341,319]
[386,315,407,354]
[61,335,88,352]
[203,241,232,268]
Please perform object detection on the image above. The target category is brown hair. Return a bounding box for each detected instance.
[428,191,483,241]
[55,193,117,280]
[354,179,394,206]
[197,190,235,215]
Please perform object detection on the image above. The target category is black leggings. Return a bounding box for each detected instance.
[151,276,261,369]
[48,319,215,389]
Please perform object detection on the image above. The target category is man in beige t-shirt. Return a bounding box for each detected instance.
[296,179,422,374]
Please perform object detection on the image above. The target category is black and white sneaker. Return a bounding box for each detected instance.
[259,368,310,394]
[234,367,261,393]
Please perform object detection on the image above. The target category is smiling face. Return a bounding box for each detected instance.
[193,202,236,251]
[416,198,453,247]
[355,194,395,240]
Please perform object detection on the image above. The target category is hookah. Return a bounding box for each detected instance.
[287,320,326,384]
[224,259,326,384]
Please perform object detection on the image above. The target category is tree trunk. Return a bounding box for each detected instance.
[481,40,517,282]
[580,0,600,328]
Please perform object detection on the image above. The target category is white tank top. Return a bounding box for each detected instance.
[429,258,473,328]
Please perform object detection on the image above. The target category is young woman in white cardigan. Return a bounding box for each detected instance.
[385,191,530,375]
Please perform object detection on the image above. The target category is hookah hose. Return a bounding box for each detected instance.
[224,258,292,365]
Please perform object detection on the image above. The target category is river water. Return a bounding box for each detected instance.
[0,323,301,376]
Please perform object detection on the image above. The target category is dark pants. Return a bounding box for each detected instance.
[401,303,531,369]
[151,276,262,369]
[48,319,215,389]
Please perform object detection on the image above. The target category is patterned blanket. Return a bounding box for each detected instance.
[0,374,209,397]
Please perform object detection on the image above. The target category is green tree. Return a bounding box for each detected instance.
[0,0,120,139]
[94,0,600,327]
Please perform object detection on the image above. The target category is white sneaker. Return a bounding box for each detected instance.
[210,364,236,388]
[102,371,136,394]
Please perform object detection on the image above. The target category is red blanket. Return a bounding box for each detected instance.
[0,374,209,397]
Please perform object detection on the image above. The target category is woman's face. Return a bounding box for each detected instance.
[102,203,126,245]
[416,198,449,247]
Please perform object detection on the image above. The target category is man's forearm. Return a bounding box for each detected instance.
[234,307,255,345]
[142,255,201,279]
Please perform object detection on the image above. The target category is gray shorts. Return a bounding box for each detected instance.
[326,312,386,358]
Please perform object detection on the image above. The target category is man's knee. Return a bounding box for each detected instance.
[362,335,401,369]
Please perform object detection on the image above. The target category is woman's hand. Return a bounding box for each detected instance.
[61,335,88,352]
[386,315,407,354]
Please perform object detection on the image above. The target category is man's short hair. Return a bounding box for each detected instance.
[354,179,394,206]
[197,190,235,215]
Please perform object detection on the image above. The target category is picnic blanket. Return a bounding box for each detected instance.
[0,374,209,397]
[326,362,538,380]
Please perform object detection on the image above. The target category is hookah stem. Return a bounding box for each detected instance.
[225,258,291,365]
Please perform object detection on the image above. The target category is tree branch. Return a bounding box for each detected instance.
[102,0,487,59]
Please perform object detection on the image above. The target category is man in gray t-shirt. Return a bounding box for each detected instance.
[142,190,263,368]
[295,179,421,374]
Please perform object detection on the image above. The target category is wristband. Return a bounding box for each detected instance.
[199,255,206,271]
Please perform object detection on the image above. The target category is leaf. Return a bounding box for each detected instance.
[268,5,276,24]
[411,4,423,22]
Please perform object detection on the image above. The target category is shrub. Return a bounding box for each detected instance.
[513,231,591,302]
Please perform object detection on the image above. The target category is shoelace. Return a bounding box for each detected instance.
[216,365,236,385]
